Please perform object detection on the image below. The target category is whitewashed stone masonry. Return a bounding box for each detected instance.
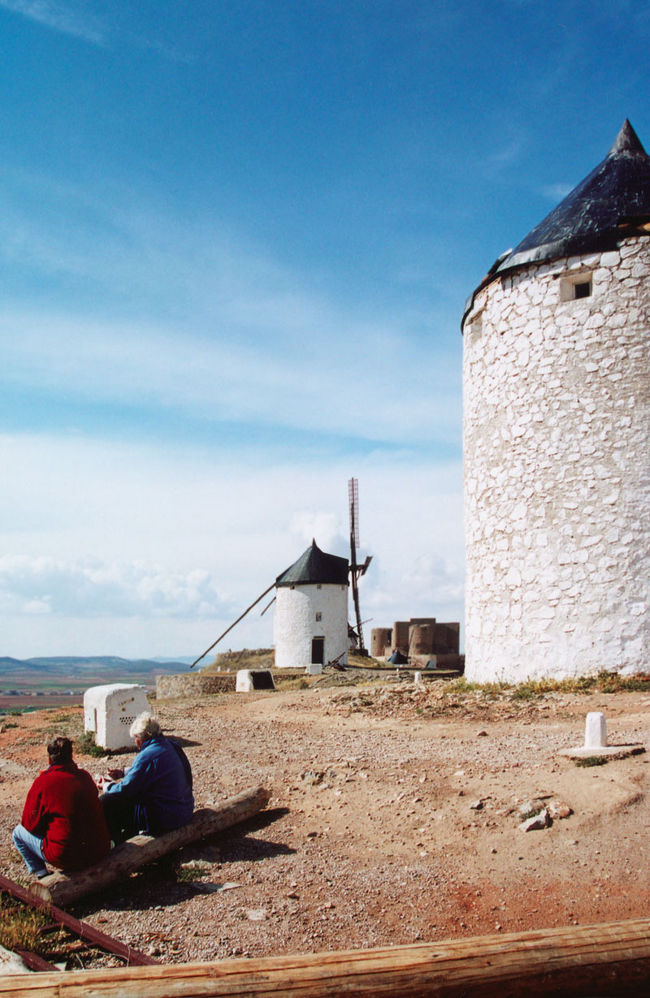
[462,239,650,682]
[274,583,348,669]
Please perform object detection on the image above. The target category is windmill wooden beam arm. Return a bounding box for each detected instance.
[191,583,275,667]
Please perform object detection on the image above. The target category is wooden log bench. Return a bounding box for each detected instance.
[29,785,270,908]
[0,918,649,995]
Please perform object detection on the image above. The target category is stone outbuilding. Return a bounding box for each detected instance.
[462,120,650,682]
[273,540,349,671]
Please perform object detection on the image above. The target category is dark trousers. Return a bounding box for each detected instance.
[100,793,145,844]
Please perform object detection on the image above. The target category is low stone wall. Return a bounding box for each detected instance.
[156,672,236,699]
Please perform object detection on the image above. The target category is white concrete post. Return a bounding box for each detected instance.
[584,711,607,749]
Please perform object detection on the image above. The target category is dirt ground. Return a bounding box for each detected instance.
[0,677,648,964]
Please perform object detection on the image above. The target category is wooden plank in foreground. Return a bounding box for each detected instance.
[29,785,270,908]
[0,917,649,997]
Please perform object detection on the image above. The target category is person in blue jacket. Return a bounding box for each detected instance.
[99,712,194,843]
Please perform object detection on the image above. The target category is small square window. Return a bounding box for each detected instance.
[315,612,322,622]
[560,273,593,302]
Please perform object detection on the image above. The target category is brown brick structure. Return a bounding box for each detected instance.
[371,618,461,669]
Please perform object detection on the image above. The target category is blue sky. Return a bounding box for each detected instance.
[1,0,649,658]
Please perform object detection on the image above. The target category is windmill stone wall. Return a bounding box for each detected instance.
[274,583,348,669]
[462,121,650,682]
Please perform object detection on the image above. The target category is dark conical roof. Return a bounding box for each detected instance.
[276,539,349,587]
[462,120,650,325]
[496,120,650,274]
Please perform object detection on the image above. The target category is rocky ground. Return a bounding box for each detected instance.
[0,676,648,965]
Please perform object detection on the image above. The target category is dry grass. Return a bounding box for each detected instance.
[204,648,275,673]
[0,893,55,955]
[447,671,650,699]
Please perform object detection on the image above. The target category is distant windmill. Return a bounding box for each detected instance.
[348,477,372,655]
[191,482,372,671]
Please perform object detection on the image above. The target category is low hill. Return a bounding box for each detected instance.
[0,655,190,689]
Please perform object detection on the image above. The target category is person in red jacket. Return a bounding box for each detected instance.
[12,736,111,879]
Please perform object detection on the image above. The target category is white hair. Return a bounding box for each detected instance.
[129,711,161,741]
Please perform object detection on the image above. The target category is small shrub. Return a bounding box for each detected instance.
[76,731,107,758]
[575,755,608,768]
[481,681,510,697]
[510,685,539,701]
[620,677,650,692]
[444,677,512,699]
[445,677,481,694]
[597,671,650,693]
[175,863,209,883]
[2,721,18,730]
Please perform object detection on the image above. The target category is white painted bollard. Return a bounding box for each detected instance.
[414,671,422,685]
[585,712,607,749]
[236,669,275,692]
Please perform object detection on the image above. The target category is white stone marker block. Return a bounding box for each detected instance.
[585,711,607,749]
[414,671,422,684]
[305,663,322,675]
[84,683,150,751]
[236,669,276,692]
[236,670,254,692]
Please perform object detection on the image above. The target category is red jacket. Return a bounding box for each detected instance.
[21,761,111,870]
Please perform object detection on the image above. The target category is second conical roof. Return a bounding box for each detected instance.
[276,540,349,587]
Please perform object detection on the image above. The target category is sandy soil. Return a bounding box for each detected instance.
[0,678,648,963]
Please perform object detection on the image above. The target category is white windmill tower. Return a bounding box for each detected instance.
[273,539,349,672]
[462,120,650,683]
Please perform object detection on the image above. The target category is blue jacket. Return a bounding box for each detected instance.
[104,735,194,834]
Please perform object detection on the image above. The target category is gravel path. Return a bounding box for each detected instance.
[1,680,648,965]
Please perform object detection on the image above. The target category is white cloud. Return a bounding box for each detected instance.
[0,555,227,618]
[0,431,464,657]
[539,182,573,202]
[0,165,462,450]
[0,1,105,44]
[288,512,348,557]
[480,131,528,179]
[0,304,461,447]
